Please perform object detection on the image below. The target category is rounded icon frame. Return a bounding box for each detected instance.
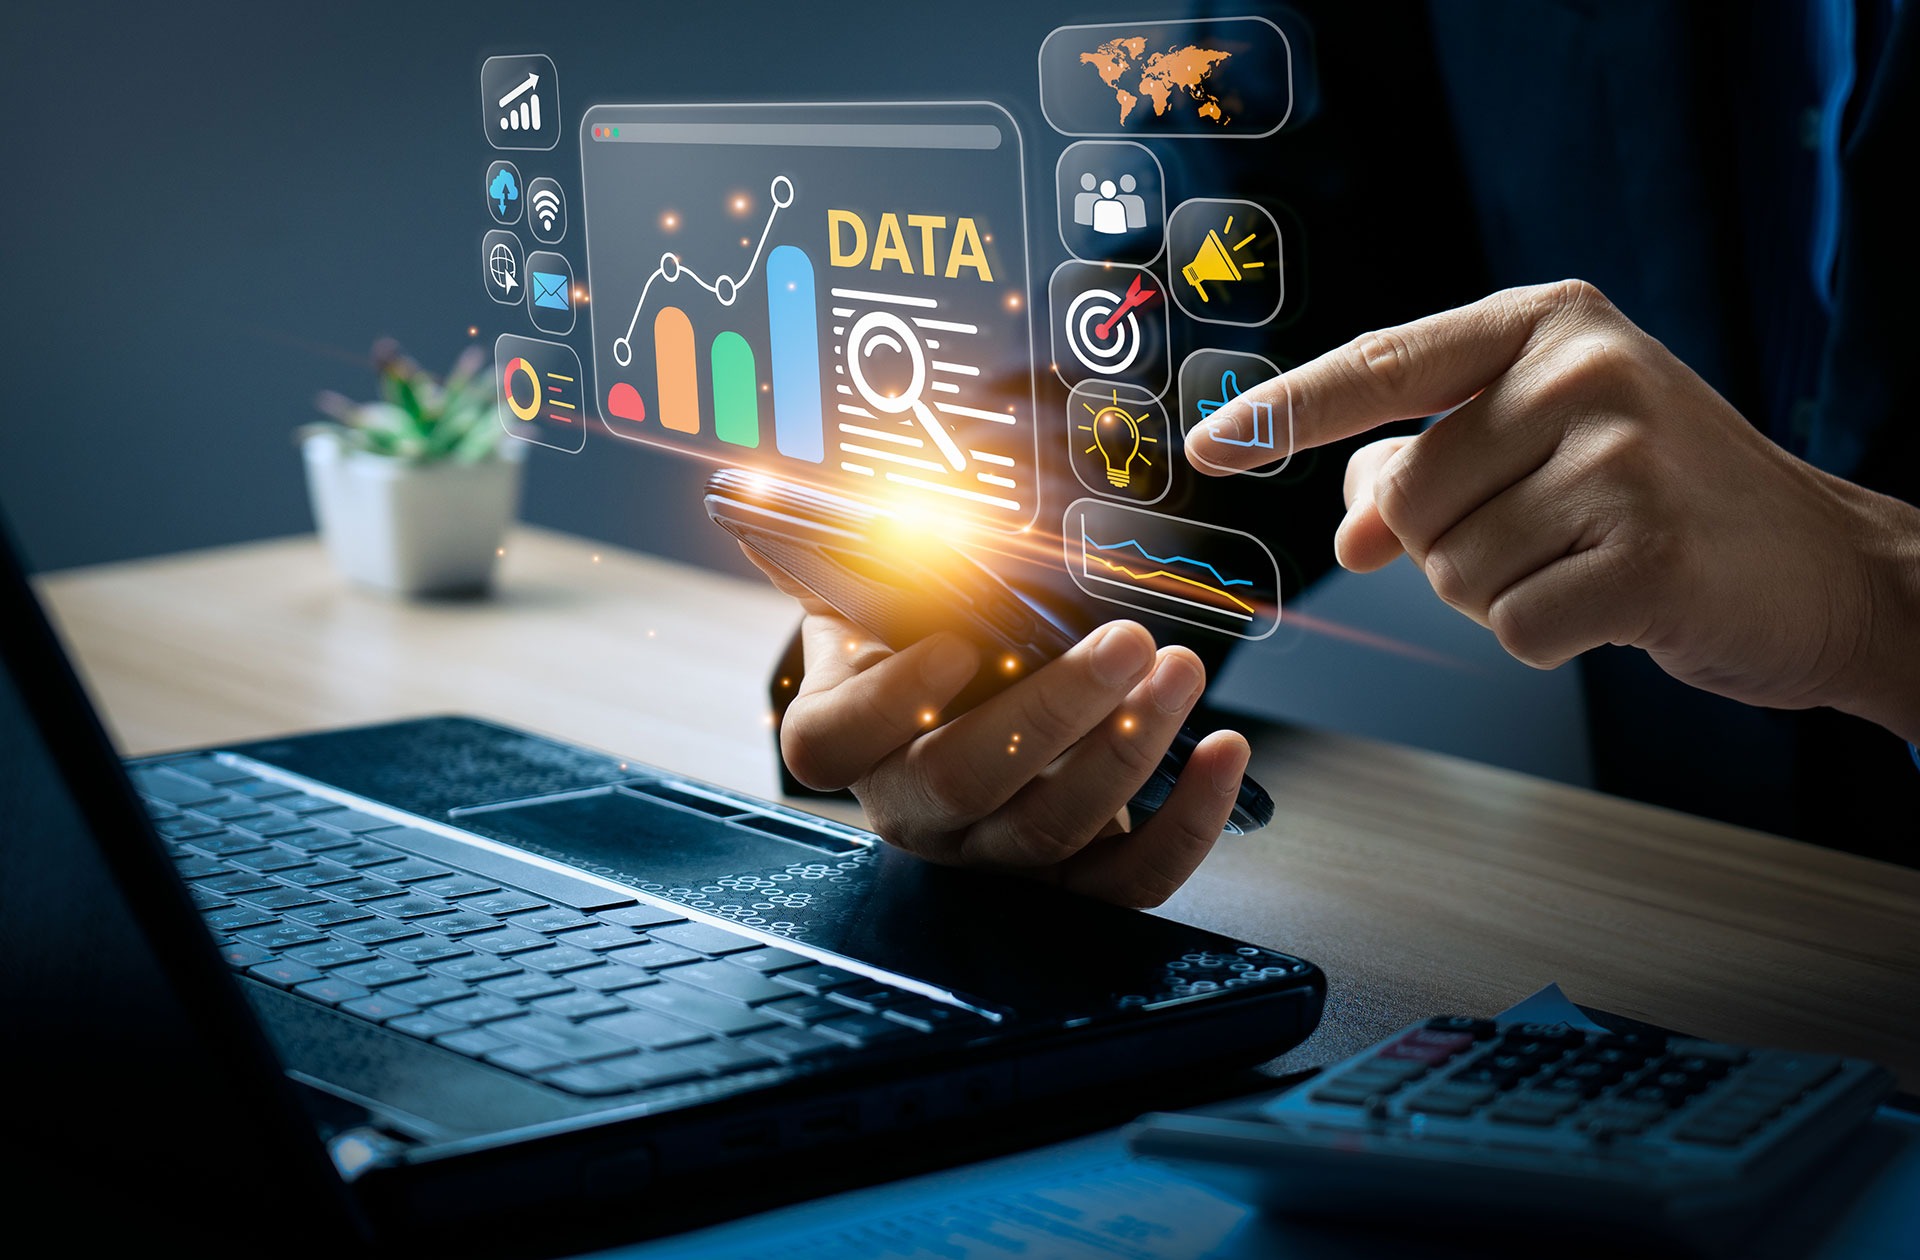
[1055,140,1167,266]
[1046,259,1171,397]
[1178,349,1293,478]
[481,53,561,152]
[1037,15,1295,140]
[1066,380,1173,506]
[524,249,576,337]
[482,230,524,306]
[494,333,585,454]
[486,159,524,226]
[1060,498,1282,641]
[1165,197,1284,327]
[525,176,567,244]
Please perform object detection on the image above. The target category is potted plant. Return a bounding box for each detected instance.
[303,339,523,596]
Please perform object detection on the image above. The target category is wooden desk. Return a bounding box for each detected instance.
[37,528,1920,1087]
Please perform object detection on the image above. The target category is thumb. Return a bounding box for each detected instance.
[1334,436,1416,572]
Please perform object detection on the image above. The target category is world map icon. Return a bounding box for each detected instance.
[1079,36,1233,127]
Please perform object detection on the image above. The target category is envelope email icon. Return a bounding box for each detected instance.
[531,271,569,310]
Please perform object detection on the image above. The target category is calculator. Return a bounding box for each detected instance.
[1128,1016,1894,1245]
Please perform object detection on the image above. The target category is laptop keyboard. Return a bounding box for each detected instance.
[135,757,992,1099]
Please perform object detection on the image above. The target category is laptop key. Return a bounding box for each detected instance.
[202,871,279,895]
[649,922,763,956]
[388,1012,465,1041]
[533,991,627,1022]
[154,816,228,840]
[413,875,503,900]
[341,994,421,1024]
[773,964,863,995]
[189,887,232,910]
[332,920,422,946]
[607,942,704,971]
[378,858,455,884]
[883,1002,980,1035]
[228,779,298,800]
[543,1065,643,1097]
[744,1025,841,1062]
[176,856,234,880]
[285,940,376,969]
[337,959,426,988]
[669,961,797,1005]
[385,977,472,1008]
[761,995,847,1027]
[598,905,689,930]
[678,1040,778,1076]
[466,927,555,955]
[511,908,598,935]
[308,808,397,834]
[371,825,638,912]
[493,1014,635,1062]
[234,886,326,912]
[284,902,374,928]
[516,945,603,974]
[326,842,406,869]
[270,828,356,851]
[484,1044,572,1076]
[292,977,372,1008]
[217,941,277,969]
[227,846,315,873]
[460,891,550,917]
[204,905,278,932]
[481,972,573,1002]
[234,923,328,950]
[436,1028,515,1058]
[276,793,346,814]
[195,799,272,822]
[555,925,645,952]
[187,833,271,857]
[246,958,327,989]
[627,985,780,1036]
[167,757,256,785]
[132,767,224,806]
[414,911,506,937]
[431,955,521,984]
[325,877,405,902]
[443,994,542,1026]
[599,1051,706,1090]
[728,947,812,973]
[828,982,911,1014]
[567,964,657,993]
[815,1013,914,1048]
[277,862,357,888]
[381,938,471,965]
[587,1010,711,1051]
[370,895,453,920]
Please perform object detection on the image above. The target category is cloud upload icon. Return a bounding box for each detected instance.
[489,167,519,216]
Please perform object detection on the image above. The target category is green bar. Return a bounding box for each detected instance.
[711,330,760,448]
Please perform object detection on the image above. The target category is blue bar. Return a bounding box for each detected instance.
[766,244,824,463]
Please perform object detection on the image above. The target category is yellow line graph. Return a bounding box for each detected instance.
[1085,554,1258,615]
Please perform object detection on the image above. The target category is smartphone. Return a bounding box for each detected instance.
[704,468,1273,833]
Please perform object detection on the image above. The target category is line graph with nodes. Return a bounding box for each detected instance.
[1063,500,1282,641]
[1079,526,1257,621]
[611,174,795,368]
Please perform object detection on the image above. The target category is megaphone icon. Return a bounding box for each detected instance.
[1182,230,1241,303]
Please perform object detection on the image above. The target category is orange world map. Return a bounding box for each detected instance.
[1078,36,1233,127]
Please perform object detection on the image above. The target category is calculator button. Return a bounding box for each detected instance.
[1403,1083,1495,1115]
[1666,1038,1748,1065]
[1741,1052,1838,1096]
[1380,1030,1474,1065]
[1424,1017,1497,1040]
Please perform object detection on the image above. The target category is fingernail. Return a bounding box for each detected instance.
[1149,654,1204,714]
[1090,623,1152,687]
[920,635,977,692]
[1211,736,1251,793]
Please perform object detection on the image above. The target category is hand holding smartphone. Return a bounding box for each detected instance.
[705,468,1272,833]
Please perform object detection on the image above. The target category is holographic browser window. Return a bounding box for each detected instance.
[579,102,1038,532]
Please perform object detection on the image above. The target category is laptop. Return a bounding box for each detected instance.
[3,519,1324,1250]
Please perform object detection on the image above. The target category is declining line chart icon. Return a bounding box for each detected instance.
[1062,499,1281,639]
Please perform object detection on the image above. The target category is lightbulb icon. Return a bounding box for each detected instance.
[1078,389,1157,490]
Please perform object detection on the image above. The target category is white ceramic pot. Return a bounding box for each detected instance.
[302,432,524,596]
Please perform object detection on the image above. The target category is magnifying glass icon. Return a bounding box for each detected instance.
[845,310,967,471]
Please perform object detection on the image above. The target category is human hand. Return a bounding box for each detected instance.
[742,548,1253,907]
[1188,280,1920,742]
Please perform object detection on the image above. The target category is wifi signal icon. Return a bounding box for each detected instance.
[526,177,567,244]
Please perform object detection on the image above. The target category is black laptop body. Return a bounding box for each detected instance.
[3,525,1324,1251]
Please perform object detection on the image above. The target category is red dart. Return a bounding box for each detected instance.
[1094,274,1158,341]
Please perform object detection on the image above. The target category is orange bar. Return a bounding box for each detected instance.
[654,307,699,434]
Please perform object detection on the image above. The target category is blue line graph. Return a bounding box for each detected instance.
[1084,535,1254,588]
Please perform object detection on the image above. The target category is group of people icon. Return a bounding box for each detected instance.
[1072,171,1148,236]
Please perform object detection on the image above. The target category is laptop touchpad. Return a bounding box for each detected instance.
[453,784,861,887]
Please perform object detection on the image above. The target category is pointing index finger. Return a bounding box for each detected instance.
[1184,283,1566,473]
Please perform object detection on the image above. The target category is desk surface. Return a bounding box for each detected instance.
[36,527,1920,1087]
